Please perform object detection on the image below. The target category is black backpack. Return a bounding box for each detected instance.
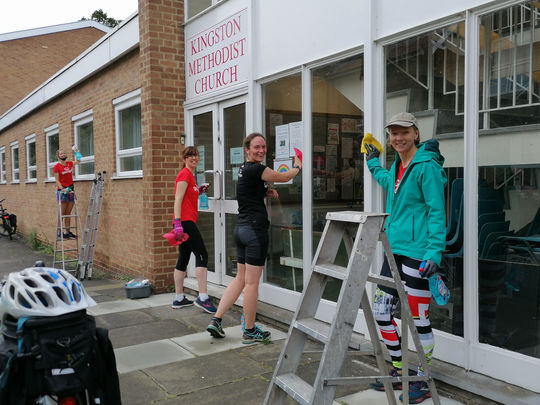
[0,310,121,404]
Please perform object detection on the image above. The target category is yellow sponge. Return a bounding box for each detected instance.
[360,132,384,154]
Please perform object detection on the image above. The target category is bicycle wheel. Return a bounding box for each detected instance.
[2,219,13,240]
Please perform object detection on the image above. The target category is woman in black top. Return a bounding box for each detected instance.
[207,133,302,343]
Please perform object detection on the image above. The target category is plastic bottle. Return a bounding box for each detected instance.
[72,145,83,160]
[199,192,209,210]
[429,274,450,306]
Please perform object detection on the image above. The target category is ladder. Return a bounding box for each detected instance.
[76,171,106,280]
[53,190,82,273]
[264,211,441,405]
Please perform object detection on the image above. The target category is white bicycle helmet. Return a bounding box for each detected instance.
[0,267,96,320]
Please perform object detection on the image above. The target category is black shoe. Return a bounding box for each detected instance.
[400,381,431,404]
[171,297,193,309]
[207,317,225,338]
[242,325,271,344]
[371,368,403,391]
[68,231,77,238]
[62,233,70,239]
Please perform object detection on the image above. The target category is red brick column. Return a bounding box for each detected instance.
[139,0,185,292]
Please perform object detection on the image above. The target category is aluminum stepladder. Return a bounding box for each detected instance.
[76,171,106,280]
[53,190,82,273]
[264,211,441,405]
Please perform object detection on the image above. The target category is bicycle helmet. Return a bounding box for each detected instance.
[0,267,96,320]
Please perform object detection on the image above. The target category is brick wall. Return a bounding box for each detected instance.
[139,0,186,292]
[0,28,107,115]
[0,50,145,278]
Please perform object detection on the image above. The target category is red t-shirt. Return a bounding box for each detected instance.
[175,167,199,222]
[53,161,74,188]
[394,162,407,194]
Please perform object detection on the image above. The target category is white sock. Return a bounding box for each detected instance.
[175,294,184,301]
[199,293,209,301]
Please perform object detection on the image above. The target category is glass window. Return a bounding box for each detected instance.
[25,134,37,181]
[114,90,142,177]
[186,0,212,19]
[0,147,6,184]
[312,54,365,301]
[73,111,95,178]
[477,2,540,359]
[262,73,303,292]
[10,141,19,183]
[45,125,59,180]
[385,23,466,336]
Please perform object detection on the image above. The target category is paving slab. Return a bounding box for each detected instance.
[114,339,195,374]
[146,305,241,332]
[173,325,287,356]
[109,319,194,348]
[119,370,171,405]
[95,309,156,330]
[88,298,148,315]
[154,375,271,405]
[336,388,464,404]
[144,349,272,396]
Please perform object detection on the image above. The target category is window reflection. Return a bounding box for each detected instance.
[477,2,540,358]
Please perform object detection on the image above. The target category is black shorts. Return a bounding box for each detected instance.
[234,224,268,267]
[175,221,208,271]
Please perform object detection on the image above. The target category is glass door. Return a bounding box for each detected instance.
[189,97,246,285]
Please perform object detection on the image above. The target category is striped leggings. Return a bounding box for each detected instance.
[372,255,434,370]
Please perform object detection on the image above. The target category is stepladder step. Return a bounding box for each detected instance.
[313,263,347,280]
[275,373,312,405]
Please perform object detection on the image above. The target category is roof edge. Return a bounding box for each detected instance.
[0,20,112,42]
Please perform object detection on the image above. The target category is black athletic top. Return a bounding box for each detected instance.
[236,161,269,228]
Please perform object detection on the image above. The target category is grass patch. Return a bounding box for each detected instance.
[27,229,54,255]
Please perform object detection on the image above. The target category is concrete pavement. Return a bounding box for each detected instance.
[0,234,519,404]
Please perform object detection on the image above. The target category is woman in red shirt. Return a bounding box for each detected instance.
[171,146,216,314]
[53,149,80,239]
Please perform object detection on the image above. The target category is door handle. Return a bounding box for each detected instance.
[204,169,223,200]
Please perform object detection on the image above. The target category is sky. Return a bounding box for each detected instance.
[0,0,139,34]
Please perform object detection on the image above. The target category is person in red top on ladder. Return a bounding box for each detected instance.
[53,149,80,239]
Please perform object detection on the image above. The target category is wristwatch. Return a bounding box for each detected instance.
[293,165,301,170]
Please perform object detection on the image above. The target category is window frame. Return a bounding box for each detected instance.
[25,133,37,183]
[10,141,19,184]
[72,109,95,180]
[113,89,142,178]
[0,147,6,184]
[45,123,59,180]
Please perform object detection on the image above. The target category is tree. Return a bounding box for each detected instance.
[81,9,120,28]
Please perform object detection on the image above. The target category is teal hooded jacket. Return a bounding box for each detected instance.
[367,139,447,266]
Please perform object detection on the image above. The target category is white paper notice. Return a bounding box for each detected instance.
[288,121,303,157]
[341,137,353,159]
[275,125,290,159]
[230,147,244,164]
[273,159,293,185]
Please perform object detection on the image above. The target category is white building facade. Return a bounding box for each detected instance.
[183,0,540,392]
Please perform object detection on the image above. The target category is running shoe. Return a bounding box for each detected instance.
[194,297,217,314]
[242,325,271,344]
[171,297,193,309]
[240,313,246,331]
[68,231,77,238]
[207,317,225,338]
[399,381,431,404]
[370,368,403,391]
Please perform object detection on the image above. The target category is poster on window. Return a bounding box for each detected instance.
[341,137,353,159]
[196,145,205,172]
[273,159,293,185]
[288,121,303,157]
[341,118,362,133]
[230,147,244,164]
[327,123,339,144]
[275,124,289,159]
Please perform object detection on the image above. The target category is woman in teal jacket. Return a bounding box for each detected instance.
[365,112,447,404]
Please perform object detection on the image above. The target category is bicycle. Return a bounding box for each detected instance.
[0,198,16,240]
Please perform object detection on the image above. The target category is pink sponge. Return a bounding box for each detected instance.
[163,230,189,246]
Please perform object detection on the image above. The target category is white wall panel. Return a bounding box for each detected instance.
[254,0,368,79]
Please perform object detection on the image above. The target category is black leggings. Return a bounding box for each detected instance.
[175,221,208,271]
